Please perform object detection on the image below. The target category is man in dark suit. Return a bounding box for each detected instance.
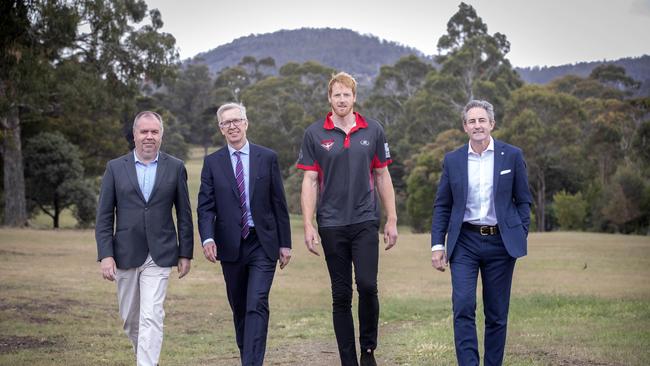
[430,100,532,366]
[96,111,194,366]
[197,102,292,366]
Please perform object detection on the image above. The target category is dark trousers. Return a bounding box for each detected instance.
[449,228,516,366]
[319,220,379,366]
[221,231,276,366]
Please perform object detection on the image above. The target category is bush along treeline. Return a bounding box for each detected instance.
[2,2,648,233]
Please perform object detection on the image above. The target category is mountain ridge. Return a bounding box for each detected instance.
[190,27,429,84]
[188,28,649,93]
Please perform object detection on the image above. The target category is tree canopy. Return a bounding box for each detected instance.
[2,1,648,234]
[1,0,178,226]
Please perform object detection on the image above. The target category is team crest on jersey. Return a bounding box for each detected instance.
[320,139,335,151]
[360,139,370,146]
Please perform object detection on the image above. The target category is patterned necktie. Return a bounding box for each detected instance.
[234,151,250,239]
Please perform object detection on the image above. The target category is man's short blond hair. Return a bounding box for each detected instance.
[328,72,357,97]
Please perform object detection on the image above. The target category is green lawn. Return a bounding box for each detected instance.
[7,147,649,365]
[0,229,648,365]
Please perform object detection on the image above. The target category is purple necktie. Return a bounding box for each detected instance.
[234,151,250,239]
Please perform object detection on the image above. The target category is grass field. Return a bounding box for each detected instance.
[1,229,648,365]
[2,148,649,365]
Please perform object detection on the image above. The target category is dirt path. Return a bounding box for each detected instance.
[197,339,391,365]
[265,340,341,366]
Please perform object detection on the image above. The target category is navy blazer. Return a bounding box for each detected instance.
[95,151,194,269]
[197,143,291,262]
[431,139,532,259]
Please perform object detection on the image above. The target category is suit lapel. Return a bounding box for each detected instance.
[248,144,261,203]
[460,144,469,205]
[124,152,146,202]
[218,148,240,200]
[148,152,167,202]
[493,139,505,198]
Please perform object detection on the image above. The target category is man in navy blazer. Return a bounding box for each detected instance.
[431,100,532,366]
[197,102,292,366]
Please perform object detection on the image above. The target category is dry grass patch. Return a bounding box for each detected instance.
[3,146,650,366]
[1,228,649,365]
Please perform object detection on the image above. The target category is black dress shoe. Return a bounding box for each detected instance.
[360,349,377,366]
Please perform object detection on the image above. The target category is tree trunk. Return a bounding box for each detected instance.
[53,193,59,229]
[599,156,608,186]
[1,107,28,227]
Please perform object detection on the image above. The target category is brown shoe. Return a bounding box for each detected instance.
[360,349,377,366]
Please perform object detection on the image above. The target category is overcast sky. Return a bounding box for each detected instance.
[145,0,650,67]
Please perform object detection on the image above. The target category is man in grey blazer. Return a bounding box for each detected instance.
[96,111,194,366]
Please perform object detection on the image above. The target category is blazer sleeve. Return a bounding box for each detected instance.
[175,162,194,258]
[270,152,292,248]
[431,154,453,246]
[513,148,533,236]
[95,162,116,261]
[197,156,217,243]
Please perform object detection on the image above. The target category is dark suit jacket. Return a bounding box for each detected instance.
[197,143,291,262]
[95,151,194,269]
[431,139,532,259]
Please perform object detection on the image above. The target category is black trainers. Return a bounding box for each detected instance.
[360,349,377,366]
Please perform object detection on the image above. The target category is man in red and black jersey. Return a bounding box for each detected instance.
[297,72,398,366]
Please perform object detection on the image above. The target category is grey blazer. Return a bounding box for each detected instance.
[95,151,194,269]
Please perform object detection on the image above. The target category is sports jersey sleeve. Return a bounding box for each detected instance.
[371,123,392,169]
[296,128,319,171]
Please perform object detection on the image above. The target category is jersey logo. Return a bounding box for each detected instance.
[384,143,391,159]
[320,139,335,151]
[360,139,370,146]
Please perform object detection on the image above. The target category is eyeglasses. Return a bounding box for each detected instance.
[219,118,246,128]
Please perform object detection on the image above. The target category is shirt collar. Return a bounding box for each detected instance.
[228,141,250,156]
[467,136,494,155]
[323,112,368,130]
[133,150,159,165]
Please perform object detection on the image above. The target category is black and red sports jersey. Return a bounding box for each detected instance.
[297,112,392,227]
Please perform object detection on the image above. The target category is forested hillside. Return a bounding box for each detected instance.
[3,1,648,235]
[516,55,650,96]
[191,27,648,94]
[190,28,428,84]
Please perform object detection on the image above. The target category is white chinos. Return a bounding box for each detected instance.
[116,254,171,366]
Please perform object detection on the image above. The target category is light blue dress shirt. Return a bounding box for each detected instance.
[134,150,158,202]
[228,142,255,228]
[202,143,257,247]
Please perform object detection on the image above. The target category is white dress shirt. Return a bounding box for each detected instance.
[464,137,497,226]
[432,137,496,252]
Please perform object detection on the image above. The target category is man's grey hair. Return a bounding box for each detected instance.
[133,111,164,132]
[216,102,247,122]
[462,100,495,123]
